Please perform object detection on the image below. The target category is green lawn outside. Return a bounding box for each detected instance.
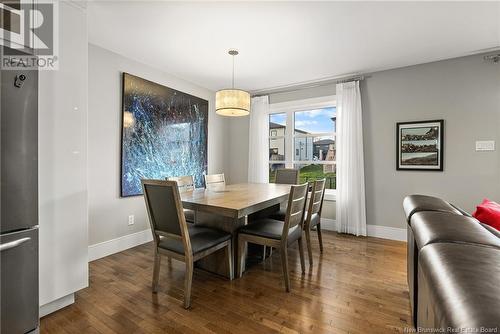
[269,164,336,189]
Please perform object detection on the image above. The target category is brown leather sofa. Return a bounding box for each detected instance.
[403,195,500,330]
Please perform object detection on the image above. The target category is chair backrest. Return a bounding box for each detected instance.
[275,168,299,185]
[204,173,225,190]
[166,175,195,193]
[306,178,326,225]
[282,183,309,238]
[141,179,191,253]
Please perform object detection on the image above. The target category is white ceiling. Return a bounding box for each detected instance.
[88,1,500,92]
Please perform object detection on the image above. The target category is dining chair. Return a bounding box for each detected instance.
[237,183,308,292]
[166,175,196,223]
[141,179,233,309]
[275,168,300,185]
[268,168,300,221]
[304,178,326,265]
[204,173,226,191]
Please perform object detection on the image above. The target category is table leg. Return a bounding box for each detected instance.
[194,211,247,278]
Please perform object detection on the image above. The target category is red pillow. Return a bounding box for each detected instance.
[473,199,500,231]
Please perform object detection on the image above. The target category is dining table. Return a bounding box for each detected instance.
[180,182,292,278]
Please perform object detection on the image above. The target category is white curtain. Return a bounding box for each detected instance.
[248,96,270,183]
[336,81,367,236]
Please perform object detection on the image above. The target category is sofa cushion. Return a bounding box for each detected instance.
[418,243,500,329]
[481,223,500,238]
[403,195,461,223]
[411,211,500,250]
[473,199,500,231]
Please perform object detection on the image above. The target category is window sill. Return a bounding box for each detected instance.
[324,189,336,202]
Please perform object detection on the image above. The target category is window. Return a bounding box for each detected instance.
[268,97,336,192]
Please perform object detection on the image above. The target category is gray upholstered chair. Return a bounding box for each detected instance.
[204,173,225,191]
[142,179,233,309]
[268,168,300,221]
[166,175,196,223]
[237,183,308,292]
[304,178,326,265]
[275,168,299,185]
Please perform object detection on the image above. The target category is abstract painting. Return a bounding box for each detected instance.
[120,73,208,197]
[396,120,444,171]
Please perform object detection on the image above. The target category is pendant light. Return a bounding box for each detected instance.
[215,50,251,116]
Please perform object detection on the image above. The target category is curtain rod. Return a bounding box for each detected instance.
[251,74,365,97]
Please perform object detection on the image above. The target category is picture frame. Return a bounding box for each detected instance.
[396,119,444,171]
[120,72,209,197]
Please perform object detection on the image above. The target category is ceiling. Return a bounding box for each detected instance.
[88,1,500,92]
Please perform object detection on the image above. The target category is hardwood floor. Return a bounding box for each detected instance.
[40,231,411,334]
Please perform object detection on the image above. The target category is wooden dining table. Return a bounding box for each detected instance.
[180,182,292,278]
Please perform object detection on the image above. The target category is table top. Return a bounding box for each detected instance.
[180,183,291,219]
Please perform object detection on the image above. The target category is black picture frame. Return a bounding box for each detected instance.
[396,119,444,171]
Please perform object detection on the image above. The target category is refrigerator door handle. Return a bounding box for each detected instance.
[0,237,31,252]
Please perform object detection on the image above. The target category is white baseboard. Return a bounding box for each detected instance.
[319,218,338,231]
[366,224,407,242]
[87,220,405,263]
[40,293,74,317]
[321,218,407,242]
[88,229,153,262]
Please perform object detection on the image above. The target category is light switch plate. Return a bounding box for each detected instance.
[475,140,495,151]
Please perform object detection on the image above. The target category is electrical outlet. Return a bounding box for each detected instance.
[128,215,135,226]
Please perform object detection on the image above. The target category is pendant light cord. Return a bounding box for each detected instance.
[232,54,235,89]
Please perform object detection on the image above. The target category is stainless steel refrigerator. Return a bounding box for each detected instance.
[0,48,39,334]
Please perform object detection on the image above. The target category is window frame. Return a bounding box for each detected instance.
[268,95,337,200]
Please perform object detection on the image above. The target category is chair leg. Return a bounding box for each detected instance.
[305,228,313,265]
[184,260,194,309]
[152,251,161,293]
[237,236,247,278]
[317,223,324,253]
[280,246,291,292]
[298,238,305,274]
[225,242,234,280]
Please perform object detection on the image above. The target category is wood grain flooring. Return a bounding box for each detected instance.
[40,231,412,334]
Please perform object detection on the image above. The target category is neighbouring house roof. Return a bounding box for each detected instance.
[314,139,335,145]
[269,122,285,129]
[269,122,309,134]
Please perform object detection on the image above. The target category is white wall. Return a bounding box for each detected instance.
[88,44,228,247]
[39,1,88,310]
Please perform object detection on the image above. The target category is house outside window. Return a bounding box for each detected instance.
[268,96,337,195]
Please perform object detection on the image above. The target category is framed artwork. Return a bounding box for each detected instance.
[120,72,208,197]
[396,119,444,171]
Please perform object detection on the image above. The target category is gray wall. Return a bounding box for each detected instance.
[88,44,228,245]
[227,52,500,228]
[227,117,250,184]
[362,53,500,228]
